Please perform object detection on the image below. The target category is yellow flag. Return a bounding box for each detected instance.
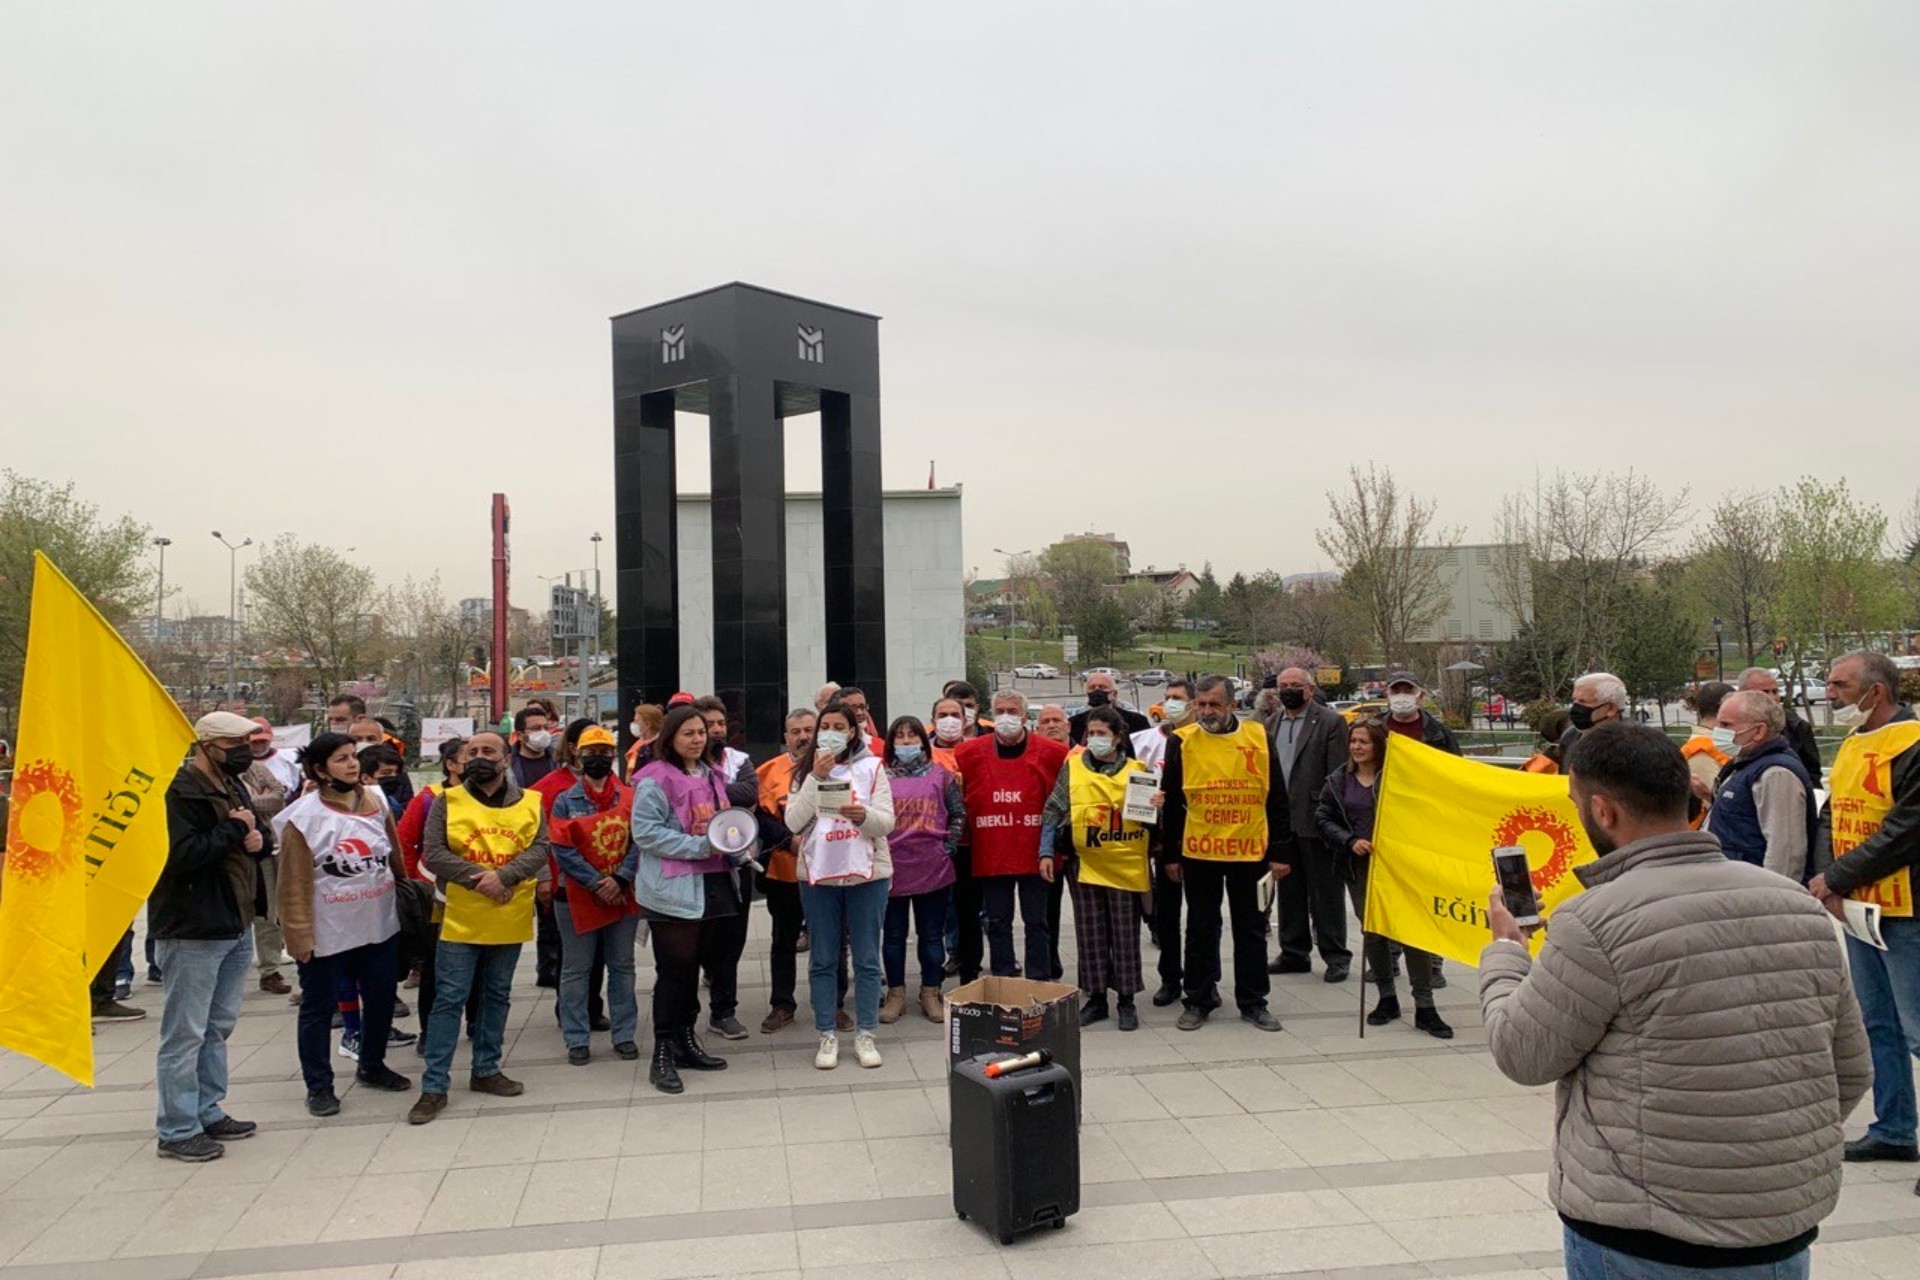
[0,552,193,1085]
[1365,736,1598,968]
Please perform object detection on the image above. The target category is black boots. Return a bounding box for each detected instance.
[1366,995,1402,1026]
[672,1029,729,1072]
[649,1038,683,1094]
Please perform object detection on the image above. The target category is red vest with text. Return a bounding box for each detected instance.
[955,733,1069,877]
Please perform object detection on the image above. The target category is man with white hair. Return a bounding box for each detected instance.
[1734,666,1825,782]
[1704,691,1817,882]
[814,681,841,712]
[1559,672,1627,757]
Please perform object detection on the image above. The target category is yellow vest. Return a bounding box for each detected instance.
[1067,755,1151,892]
[1829,720,1920,918]
[440,786,543,944]
[1174,720,1271,862]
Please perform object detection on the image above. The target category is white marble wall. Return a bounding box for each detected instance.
[673,488,965,723]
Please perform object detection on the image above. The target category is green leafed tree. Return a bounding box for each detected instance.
[1773,479,1901,690]
[1610,576,1699,724]
[1187,562,1222,629]
[0,471,154,726]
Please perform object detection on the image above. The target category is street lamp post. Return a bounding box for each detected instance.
[993,546,1032,679]
[151,536,171,643]
[1710,616,1724,682]
[589,533,604,721]
[211,531,252,706]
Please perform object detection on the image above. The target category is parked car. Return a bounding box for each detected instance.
[1012,663,1059,679]
[1341,699,1390,724]
[1078,667,1123,682]
[1136,668,1175,685]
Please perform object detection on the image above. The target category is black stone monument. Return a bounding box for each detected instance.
[612,283,886,758]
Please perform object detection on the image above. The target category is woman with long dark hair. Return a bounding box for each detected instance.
[273,732,411,1116]
[630,705,738,1094]
[1315,719,1451,1039]
[784,699,896,1069]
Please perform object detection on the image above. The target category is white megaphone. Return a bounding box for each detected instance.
[706,806,764,873]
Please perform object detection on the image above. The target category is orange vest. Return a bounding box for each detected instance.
[756,753,801,882]
[1681,736,1731,769]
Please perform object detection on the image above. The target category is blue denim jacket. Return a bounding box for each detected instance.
[550,779,638,891]
[630,773,718,920]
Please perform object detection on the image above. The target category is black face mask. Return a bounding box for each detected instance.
[463,758,501,788]
[376,776,403,796]
[324,774,358,795]
[580,755,615,780]
[1278,689,1307,711]
[1568,703,1595,732]
[215,746,252,777]
[1086,689,1112,707]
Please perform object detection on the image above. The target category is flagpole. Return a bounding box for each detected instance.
[1358,851,1371,1039]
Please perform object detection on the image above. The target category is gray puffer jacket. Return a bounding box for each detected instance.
[1479,829,1871,1251]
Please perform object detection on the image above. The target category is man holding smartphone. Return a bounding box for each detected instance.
[1480,723,1870,1280]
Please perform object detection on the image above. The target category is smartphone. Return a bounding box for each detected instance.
[1492,845,1541,928]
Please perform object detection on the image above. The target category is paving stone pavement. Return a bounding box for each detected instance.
[2,905,1915,1280]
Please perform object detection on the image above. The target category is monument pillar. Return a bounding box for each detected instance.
[611,283,885,759]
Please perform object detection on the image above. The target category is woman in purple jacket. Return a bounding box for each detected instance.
[878,716,964,1024]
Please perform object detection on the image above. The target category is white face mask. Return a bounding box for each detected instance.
[525,729,552,752]
[1387,693,1419,717]
[934,715,964,741]
[1162,698,1187,721]
[994,713,1024,740]
[1833,694,1873,728]
[630,721,646,738]
[1084,734,1116,759]
[1710,725,1740,754]
[815,730,849,757]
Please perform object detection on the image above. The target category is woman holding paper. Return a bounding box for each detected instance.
[1039,704,1153,1031]
[631,705,739,1094]
[784,700,896,1070]
[1314,720,1452,1039]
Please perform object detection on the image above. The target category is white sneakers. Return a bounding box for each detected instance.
[815,1030,884,1069]
[854,1031,883,1069]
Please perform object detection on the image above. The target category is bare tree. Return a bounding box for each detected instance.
[245,536,385,691]
[387,575,484,714]
[1280,578,1368,665]
[1488,471,1687,697]
[1315,465,1457,665]
[1686,492,1779,659]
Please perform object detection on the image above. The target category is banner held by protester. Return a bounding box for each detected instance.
[1366,736,1598,969]
[0,551,194,1086]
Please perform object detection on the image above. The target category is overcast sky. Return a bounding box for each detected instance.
[4,2,1915,617]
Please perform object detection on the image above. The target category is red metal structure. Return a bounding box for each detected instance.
[491,493,510,723]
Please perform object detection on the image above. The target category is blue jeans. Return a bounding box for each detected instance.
[1847,916,1920,1146]
[556,901,639,1048]
[1562,1226,1808,1280]
[153,930,253,1143]
[421,940,520,1094]
[884,887,951,989]
[799,877,891,1032]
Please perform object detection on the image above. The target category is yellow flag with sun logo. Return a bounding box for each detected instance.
[1366,736,1598,969]
[1,552,193,1085]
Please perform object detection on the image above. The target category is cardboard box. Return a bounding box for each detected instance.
[946,976,1081,1117]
